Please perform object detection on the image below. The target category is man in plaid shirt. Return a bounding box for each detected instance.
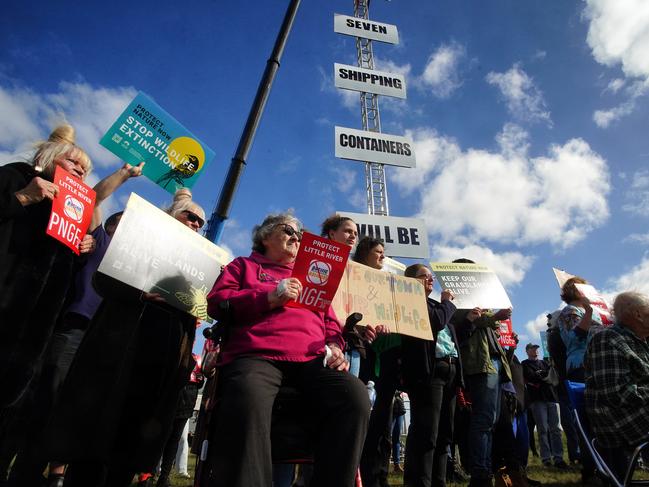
[584,291,649,479]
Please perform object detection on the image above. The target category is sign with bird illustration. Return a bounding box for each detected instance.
[100,91,216,194]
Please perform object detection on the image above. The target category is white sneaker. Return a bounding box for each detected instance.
[178,472,191,479]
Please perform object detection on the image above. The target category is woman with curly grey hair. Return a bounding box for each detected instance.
[205,212,370,487]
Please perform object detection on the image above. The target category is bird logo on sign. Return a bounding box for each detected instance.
[306,260,331,286]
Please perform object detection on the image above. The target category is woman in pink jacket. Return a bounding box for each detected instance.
[206,212,369,487]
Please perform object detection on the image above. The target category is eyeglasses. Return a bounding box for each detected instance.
[182,210,205,228]
[278,224,302,241]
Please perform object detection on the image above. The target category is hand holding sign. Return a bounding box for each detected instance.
[269,278,303,309]
[15,177,59,206]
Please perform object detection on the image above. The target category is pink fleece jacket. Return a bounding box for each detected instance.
[207,252,344,365]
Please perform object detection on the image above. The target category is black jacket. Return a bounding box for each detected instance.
[0,162,78,408]
[522,358,558,403]
[400,298,464,389]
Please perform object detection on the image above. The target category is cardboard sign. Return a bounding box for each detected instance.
[429,262,512,310]
[331,261,433,340]
[334,14,399,44]
[497,318,517,348]
[100,92,215,194]
[338,211,429,259]
[335,126,416,168]
[334,63,407,99]
[98,193,232,319]
[46,166,96,254]
[289,232,350,312]
[574,283,613,325]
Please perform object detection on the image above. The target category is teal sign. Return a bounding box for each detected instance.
[100,92,215,194]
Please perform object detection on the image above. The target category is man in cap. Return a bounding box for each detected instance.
[522,343,567,469]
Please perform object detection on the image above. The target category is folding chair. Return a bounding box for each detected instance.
[565,381,649,487]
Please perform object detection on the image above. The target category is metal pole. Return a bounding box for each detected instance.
[205,0,301,243]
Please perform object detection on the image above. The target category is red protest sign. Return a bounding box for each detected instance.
[289,232,351,312]
[497,318,517,348]
[46,166,96,254]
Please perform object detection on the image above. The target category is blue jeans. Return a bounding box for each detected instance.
[466,359,502,478]
[529,401,563,463]
[345,348,361,378]
[392,416,403,465]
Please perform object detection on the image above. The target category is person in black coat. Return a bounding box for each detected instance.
[400,264,462,487]
[41,191,206,487]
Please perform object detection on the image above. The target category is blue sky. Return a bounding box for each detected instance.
[2,0,649,352]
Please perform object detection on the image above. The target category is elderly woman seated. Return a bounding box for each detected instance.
[206,213,370,487]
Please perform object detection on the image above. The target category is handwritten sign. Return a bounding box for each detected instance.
[289,232,350,312]
[429,262,512,310]
[46,166,96,254]
[98,193,232,319]
[332,261,432,340]
[100,92,215,194]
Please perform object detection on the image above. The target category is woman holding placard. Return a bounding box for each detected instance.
[0,124,94,411]
[42,190,205,487]
[205,212,369,487]
[401,263,461,487]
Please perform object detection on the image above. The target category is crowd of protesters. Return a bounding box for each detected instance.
[1,126,648,487]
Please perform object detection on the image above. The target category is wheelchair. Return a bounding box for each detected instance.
[192,301,364,487]
[565,381,649,487]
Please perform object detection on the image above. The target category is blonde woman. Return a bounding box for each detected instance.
[0,124,94,409]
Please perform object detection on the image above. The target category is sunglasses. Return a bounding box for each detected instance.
[278,224,302,241]
[182,210,205,228]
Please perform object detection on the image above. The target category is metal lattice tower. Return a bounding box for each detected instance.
[354,0,389,216]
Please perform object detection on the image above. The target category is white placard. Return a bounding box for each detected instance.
[334,14,399,44]
[334,63,407,99]
[339,211,429,259]
[335,126,416,168]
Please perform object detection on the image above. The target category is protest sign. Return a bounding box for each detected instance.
[552,267,574,288]
[98,193,232,319]
[46,166,96,255]
[539,331,548,358]
[100,92,215,194]
[288,232,350,312]
[429,262,512,310]
[574,283,613,325]
[552,268,612,325]
[332,261,433,340]
[338,211,428,259]
[497,318,517,348]
[334,63,407,99]
[335,126,416,169]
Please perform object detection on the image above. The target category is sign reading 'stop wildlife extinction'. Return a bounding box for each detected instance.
[335,126,416,168]
[288,232,350,312]
[338,211,428,259]
[334,63,407,99]
[429,262,512,310]
[46,166,96,255]
[100,92,216,195]
[331,261,433,340]
[98,193,232,319]
[334,14,399,44]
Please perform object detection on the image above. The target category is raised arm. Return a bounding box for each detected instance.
[89,162,144,232]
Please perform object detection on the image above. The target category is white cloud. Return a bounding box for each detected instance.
[594,79,649,127]
[584,0,649,126]
[278,155,301,174]
[624,232,649,244]
[486,64,552,126]
[431,243,534,287]
[318,65,359,110]
[417,42,466,98]
[393,123,610,249]
[584,0,649,79]
[605,78,626,93]
[220,218,251,256]
[622,169,649,216]
[0,81,136,169]
[606,256,649,296]
[521,311,553,348]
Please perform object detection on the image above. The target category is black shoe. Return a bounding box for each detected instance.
[526,477,542,486]
[554,460,569,470]
[542,460,552,468]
